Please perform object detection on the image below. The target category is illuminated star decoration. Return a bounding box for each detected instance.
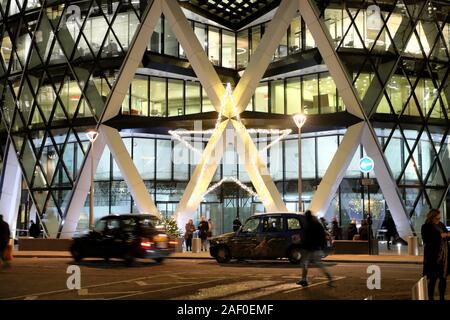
[169,83,292,201]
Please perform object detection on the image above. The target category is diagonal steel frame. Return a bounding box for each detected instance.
[298,0,414,237]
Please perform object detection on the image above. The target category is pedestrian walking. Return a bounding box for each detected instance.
[207,218,214,238]
[184,219,195,252]
[421,209,450,300]
[330,217,342,240]
[0,214,11,267]
[232,216,242,232]
[358,219,371,241]
[297,210,333,287]
[198,216,209,251]
[29,220,40,238]
[347,218,358,240]
[381,212,398,250]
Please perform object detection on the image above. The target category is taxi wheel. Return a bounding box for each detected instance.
[288,247,302,264]
[215,246,231,263]
[71,247,83,262]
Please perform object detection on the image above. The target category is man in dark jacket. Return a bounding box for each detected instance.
[0,215,11,266]
[198,216,209,252]
[381,212,398,250]
[29,220,40,238]
[297,210,333,287]
[232,217,242,232]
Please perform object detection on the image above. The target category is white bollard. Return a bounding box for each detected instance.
[408,236,419,256]
[192,238,201,253]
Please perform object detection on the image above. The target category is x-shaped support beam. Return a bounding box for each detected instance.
[298,0,414,238]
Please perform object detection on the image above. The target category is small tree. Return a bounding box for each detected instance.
[160,217,182,238]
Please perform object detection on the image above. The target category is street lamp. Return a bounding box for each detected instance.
[293,112,307,212]
[86,129,99,230]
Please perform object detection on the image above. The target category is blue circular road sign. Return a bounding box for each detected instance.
[359,156,374,173]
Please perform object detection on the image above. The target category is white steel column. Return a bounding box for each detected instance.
[0,142,22,239]
[174,120,229,228]
[232,120,287,212]
[101,0,162,122]
[297,0,414,236]
[60,134,107,238]
[234,0,298,115]
[362,125,413,238]
[298,0,364,119]
[101,125,160,217]
[309,123,365,216]
[162,0,224,112]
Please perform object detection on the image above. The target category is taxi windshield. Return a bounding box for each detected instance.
[241,218,260,233]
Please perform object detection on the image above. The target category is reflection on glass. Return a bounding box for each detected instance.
[302,74,318,115]
[168,79,184,117]
[150,77,166,117]
[271,80,284,114]
[186,81,201,115]
[254,83,268,113]
[208,26,220,66]
[222,30,235,69]
[131,78,148,116]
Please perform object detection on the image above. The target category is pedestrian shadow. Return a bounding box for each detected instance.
[201,259,338,269]
[67,258,163,269]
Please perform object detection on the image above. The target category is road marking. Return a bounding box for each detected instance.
[108,277,230,300]
[4,271,186,300]
[24,296,38,300]
[174,280,281,300]
[283,276,346,294]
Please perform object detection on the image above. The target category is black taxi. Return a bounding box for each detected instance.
[209,213,306,264]
[70,214,176,266]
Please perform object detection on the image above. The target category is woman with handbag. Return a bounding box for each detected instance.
[421,209,450,300]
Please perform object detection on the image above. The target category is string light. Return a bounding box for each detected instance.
[173,82,290,207]
[201,177,258,200]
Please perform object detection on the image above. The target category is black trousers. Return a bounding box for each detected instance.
[428,276,447,300]
[185,238,192,251]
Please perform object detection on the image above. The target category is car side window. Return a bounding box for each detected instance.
[122,219,137,233]
[241,218,260,233]
[105,219,122,235]
[262,217,283,232]
[93,220,107,233]
[287,218,302,231]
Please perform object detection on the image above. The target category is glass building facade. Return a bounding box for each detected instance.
[0,0,449,239]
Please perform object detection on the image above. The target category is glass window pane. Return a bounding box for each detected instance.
[149,16,162,53]
[254,82,268,113]
[185,81,201,115]
[317,136,337,177]
[319,74,337,114]
[271,80,285,114]
[237,30,249,69]
[302,75,318,115]
[168,79,184,117]
[156,139,171,180]
[150,77,166,117]
[302,138,315,179]
[251,26,261,57]
[202,87,214,112]
[164,17,178,57]
[289,17,301,54]
[131,77,148,116]
[194,23,207,51]
[133,138,155,180]
[208,27,220,65]
[286,77,301,114]
[222,30,235,69]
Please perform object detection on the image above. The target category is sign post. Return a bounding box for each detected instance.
[360,156,375,255]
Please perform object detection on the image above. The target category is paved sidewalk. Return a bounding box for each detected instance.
[12,250,423,264]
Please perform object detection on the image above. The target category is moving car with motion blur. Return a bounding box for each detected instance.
[70,214,176,266]
[209,213,308,264]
